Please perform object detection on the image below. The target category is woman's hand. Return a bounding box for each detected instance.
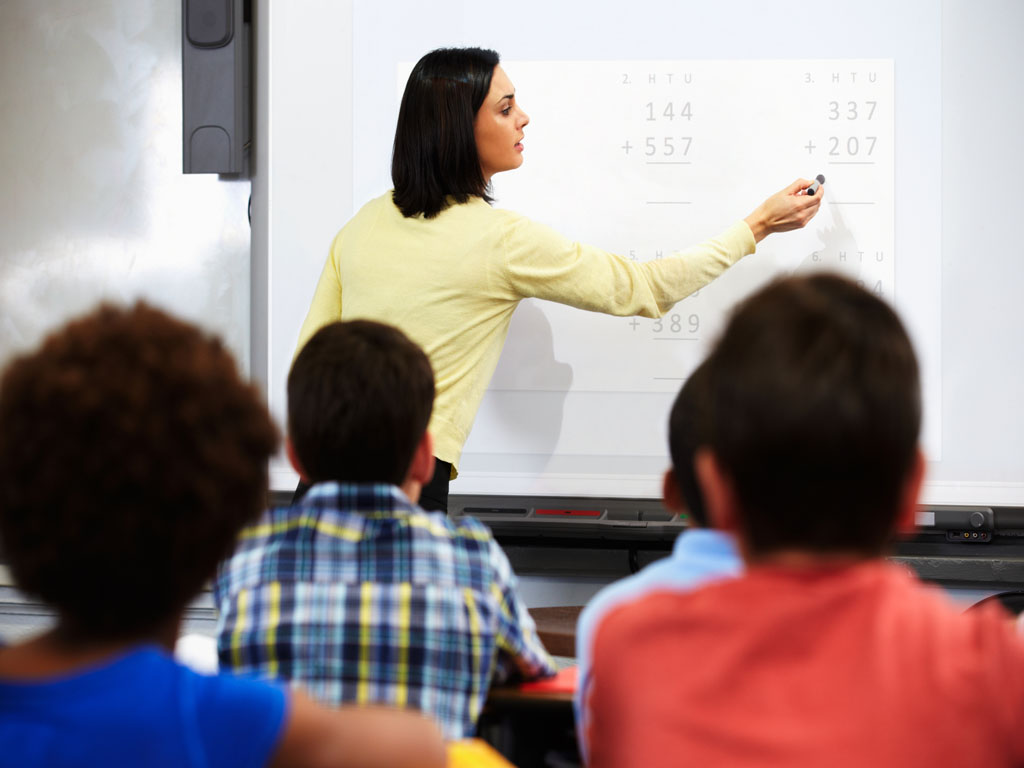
[744,179,824,243]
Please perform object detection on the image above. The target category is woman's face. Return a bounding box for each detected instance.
[474,65,530,183]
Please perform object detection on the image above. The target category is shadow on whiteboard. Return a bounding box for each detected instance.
[795,192,878,287]
[463,300,573,467]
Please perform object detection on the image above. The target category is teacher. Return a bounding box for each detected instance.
[294,47,823,511]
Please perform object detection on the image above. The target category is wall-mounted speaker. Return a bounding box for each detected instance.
[182,0,250,174]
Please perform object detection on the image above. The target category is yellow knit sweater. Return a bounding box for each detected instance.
[295,193,756,473]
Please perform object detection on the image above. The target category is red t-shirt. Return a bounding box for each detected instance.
[587,561,1024,768]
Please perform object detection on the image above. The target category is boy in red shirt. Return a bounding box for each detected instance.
[587,274,1024,768]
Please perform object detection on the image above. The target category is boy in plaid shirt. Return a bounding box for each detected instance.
[214,320,554,739]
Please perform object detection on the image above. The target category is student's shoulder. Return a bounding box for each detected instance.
[581,563,706,654]
[188,667,289,765]
[193,664,288,715]
[107,647,288,736]
[420,511,510,567]
[581,564,669,634]
[596,570,743,640]
[583,531,740,633]
[411,508,496,545]
[874,568,1024,699]
[891,569,1024,653]
[227,504,307,547]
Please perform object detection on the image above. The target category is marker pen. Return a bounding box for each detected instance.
[805,173,826,196]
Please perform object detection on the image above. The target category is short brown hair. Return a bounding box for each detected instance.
[287,320,435,486]
[0,302,278,640]
[667,359,713,527]
[704,274,921,557]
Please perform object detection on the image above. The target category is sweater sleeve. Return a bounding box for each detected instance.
[500,214,756,318]
[293,234,344,361]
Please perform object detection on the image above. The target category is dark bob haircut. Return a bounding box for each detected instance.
[667,359,713,527]
[0,303,279,641]
[705,273,921,558]
[391,47,499,219]
[288,320,435,486]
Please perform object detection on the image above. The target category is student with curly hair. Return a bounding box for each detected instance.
[0,302,444,768]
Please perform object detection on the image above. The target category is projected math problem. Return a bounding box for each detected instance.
[492,59,894,393]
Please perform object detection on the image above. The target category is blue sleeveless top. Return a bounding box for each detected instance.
[0,646,287,767]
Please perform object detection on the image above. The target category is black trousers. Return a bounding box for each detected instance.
[418,458,452,513]
[291,458,451,513]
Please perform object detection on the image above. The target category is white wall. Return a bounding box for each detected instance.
[250,0,353,485]
[0,0,251,372]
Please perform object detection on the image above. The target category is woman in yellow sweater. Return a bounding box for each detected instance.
[295,47,823,511]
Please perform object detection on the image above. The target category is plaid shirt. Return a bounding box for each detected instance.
[213,482,555,739]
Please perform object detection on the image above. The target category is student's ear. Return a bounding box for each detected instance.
[894,446,926,535]
[285,436,310,483]
[400,432,435,505]
[662,469,687,515]
[407,432,435,489]
[694,448,739,534]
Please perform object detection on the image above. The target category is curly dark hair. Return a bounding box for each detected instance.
[0,302,279,640]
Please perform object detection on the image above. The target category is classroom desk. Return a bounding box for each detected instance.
[528,605,583,658]
[485,682,574,710]
[480,669,578,767]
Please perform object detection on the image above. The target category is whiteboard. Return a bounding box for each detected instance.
[452,58,910,497]
[257,0,1024,505]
